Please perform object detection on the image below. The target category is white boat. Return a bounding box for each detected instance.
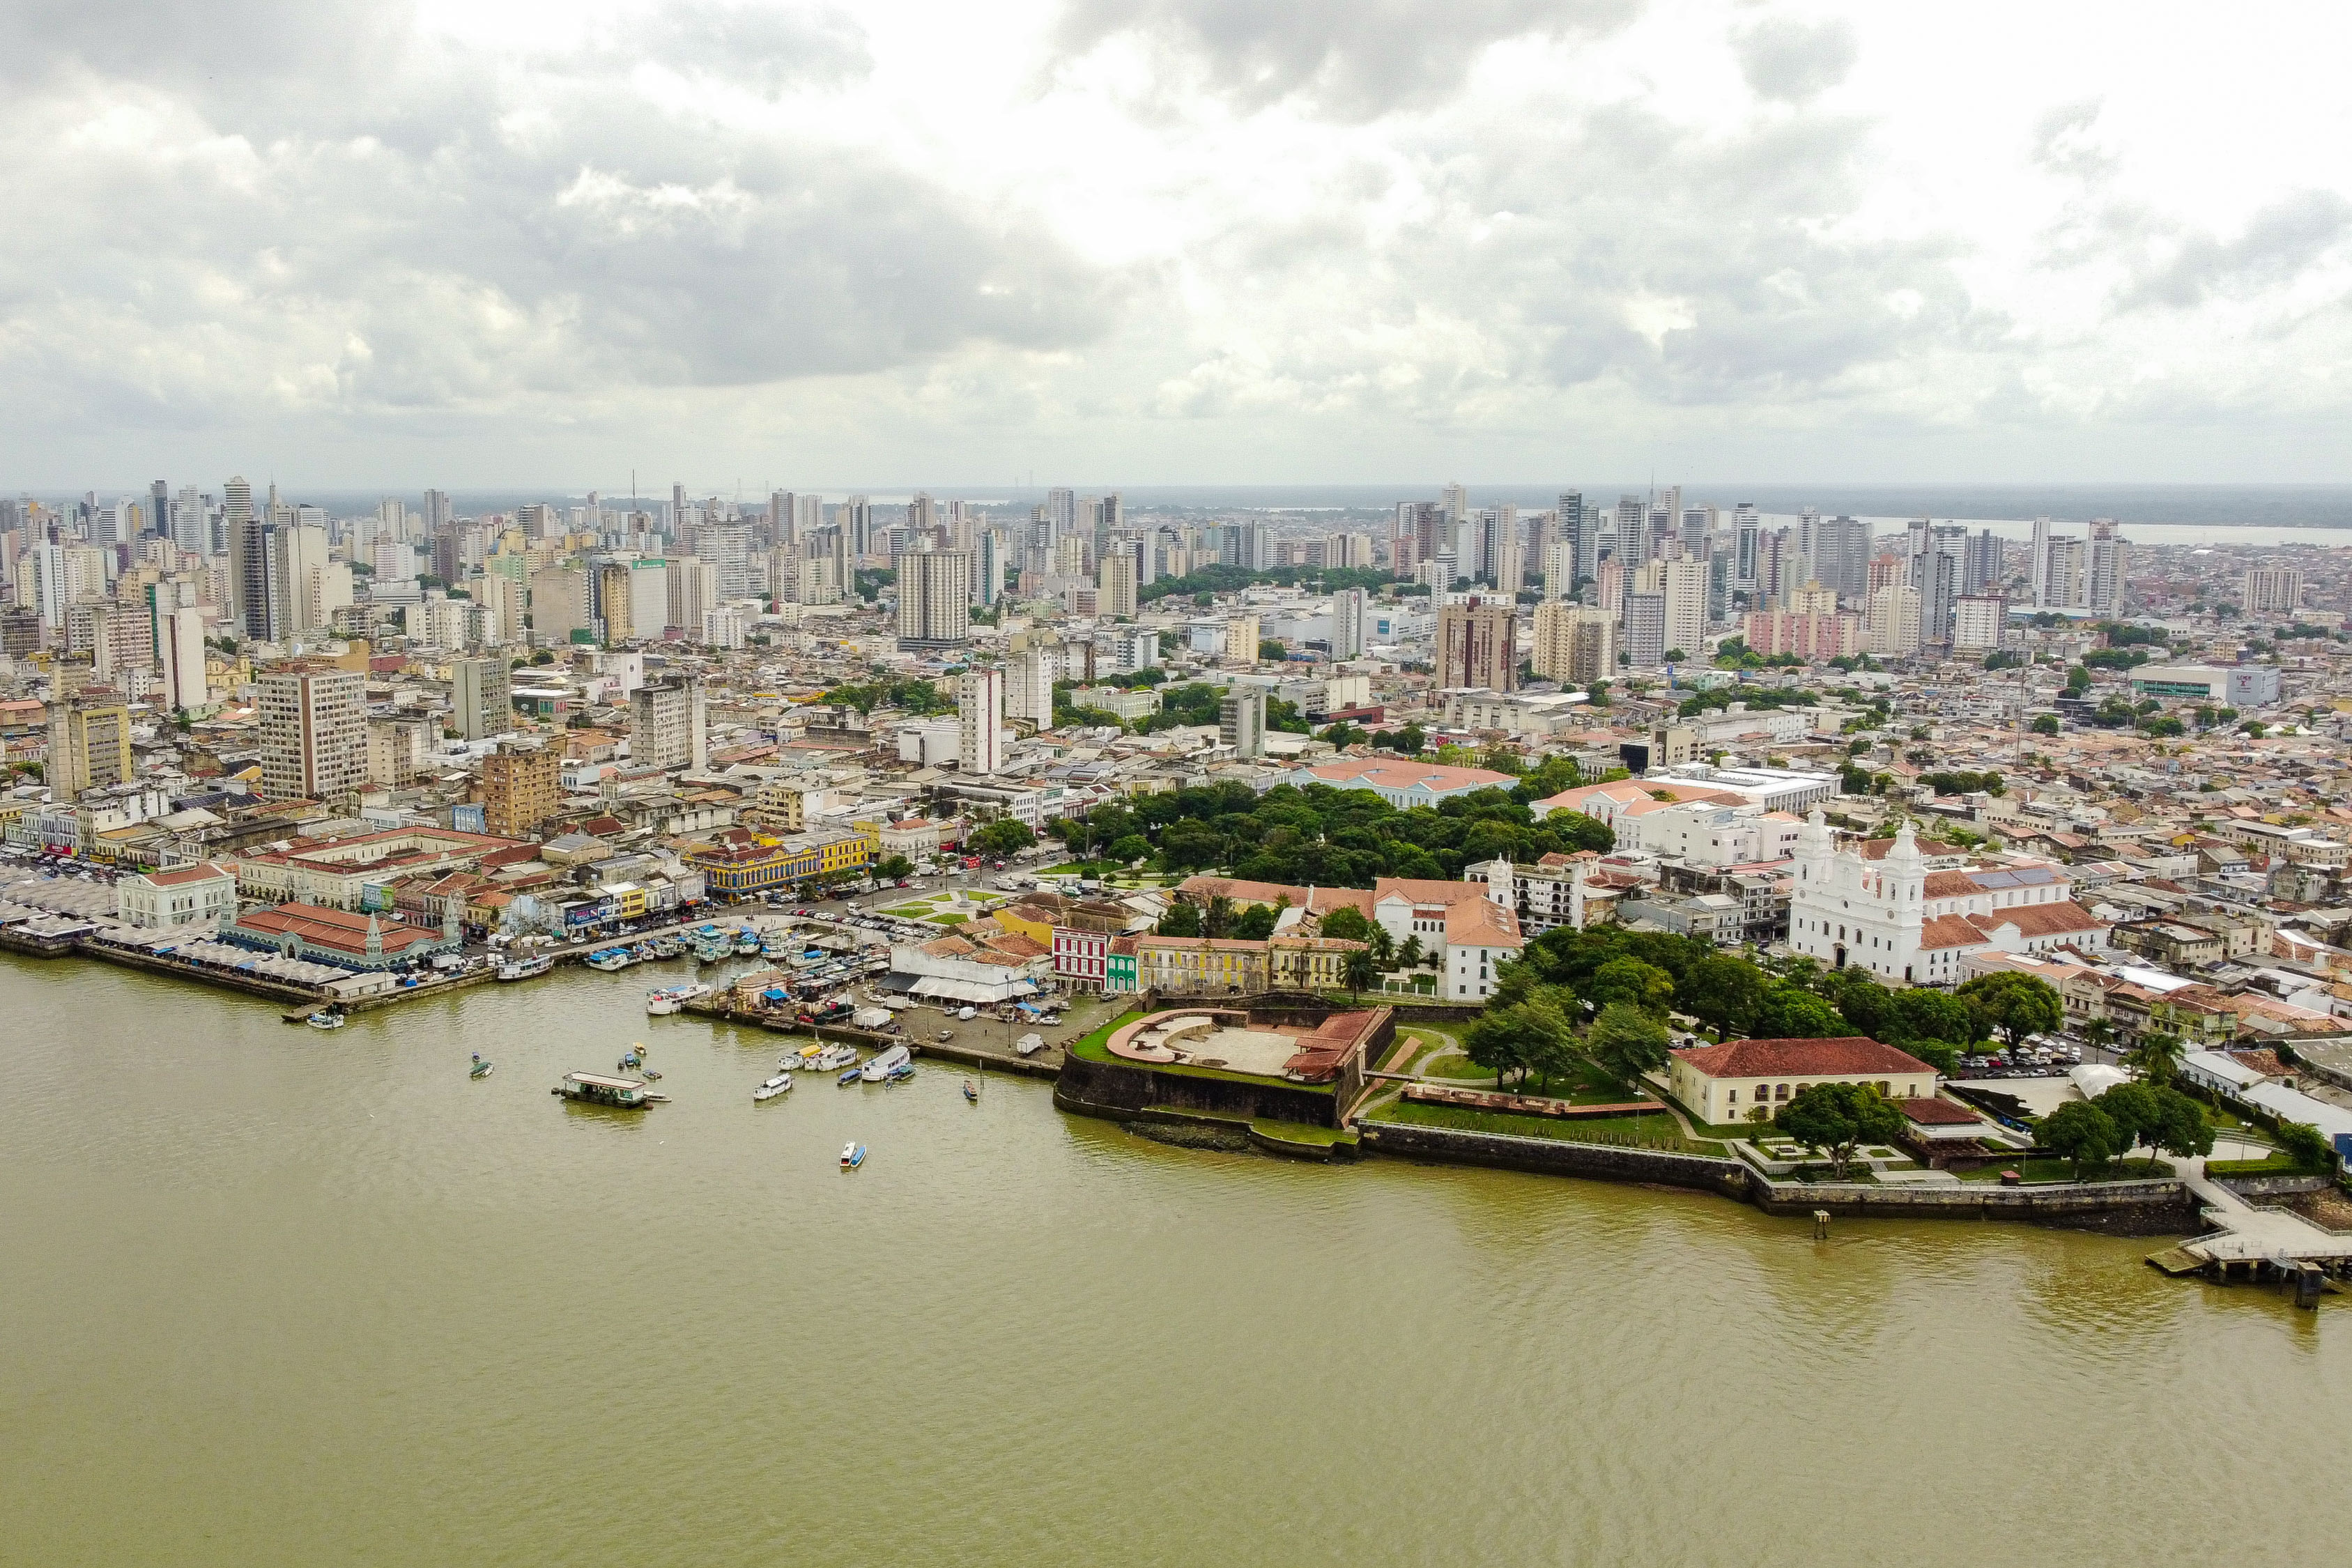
[645,981,713,1016]
[781,1043,825,1071]
[305,1010,345,1031]
[495,953,554,981]
[809,1044,860,1073]
[585,948,633,972]
[753,1073,794,1102]
[859,1044,914,1083]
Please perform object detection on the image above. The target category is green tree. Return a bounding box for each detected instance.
[2121,1030,2186,1086]
[2095,1082,2161,1164]
[2038,1100,2120,1178]
[1588,957,1675,1017]
[2148,1086,2215,1164]
[1156,903,1202,937]
[2274,1121,2335,1173]
[2031,714,2061,735]
[1753,985,1845,1038]
[1587,1001,1670,1091]
[970,819,1035,856]
[1397,934,1426,970]
[1318,905,1375,944]
[1773,1082,1906,1178]
[876,854,914,881]
[1815,969,1889,1037]
[1232,904,1278,940]
[1202,894,1237,939]
[1108,834,1152,866]
[1681,952,1764,1037]
[1342,946,1377,1001]
[1882,987,1978,1050]
[1955,972,2064,1048]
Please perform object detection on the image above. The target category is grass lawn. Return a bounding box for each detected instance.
[882,902,936,917]
[930,912,967,925]
[1066,1010,1339,1095]
[1369,1098,1722,1155]
[1956,1157,2172,1185]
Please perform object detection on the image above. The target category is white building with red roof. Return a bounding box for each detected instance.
[1788,811,2107,987]
[116,861,239,931]
[1369,877,1525,1001]
[1667,1036,1939,1126]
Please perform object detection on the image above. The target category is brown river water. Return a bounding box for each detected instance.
[3,956,2344,1567]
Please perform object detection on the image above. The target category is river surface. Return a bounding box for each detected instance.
[5,957,2346,1567]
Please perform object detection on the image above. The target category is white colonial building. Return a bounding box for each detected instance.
[115,862,240,931]
[1788,810,2107,987]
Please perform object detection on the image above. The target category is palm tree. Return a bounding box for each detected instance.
[1342,947,1376,1001]
[1399,934,1425,970]
[1368,926,1395,969]
[2082,1015,2115,1059]
[2123,1029,2186,1086]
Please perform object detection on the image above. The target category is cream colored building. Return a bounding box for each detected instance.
[1667,1036,1937,1126]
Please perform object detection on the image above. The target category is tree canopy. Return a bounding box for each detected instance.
[1773,1083,1906,1176]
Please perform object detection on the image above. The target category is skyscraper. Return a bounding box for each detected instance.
[1436,597,1517,691]
[1732,503,1761,598]
[631,678,707,771]
[1331,587,1367,660]
[1220,684,1267,760]
[958,667,1004,776]
[2086,519,2128,616]
[894,551,972,647]
[1620,590,1666,669]
[1098,552,1137,618]
[1909,547,1958,647]
[1961,528,2002,597]
[453,657,514,741]
[156,604,208,712]
[257,664,367,802]
[1530,601,1615,685]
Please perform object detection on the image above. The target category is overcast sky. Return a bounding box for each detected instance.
[6,0,2350,490]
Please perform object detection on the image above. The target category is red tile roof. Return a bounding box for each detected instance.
[1673,1036,1935,1078]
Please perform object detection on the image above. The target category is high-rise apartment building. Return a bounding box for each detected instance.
[453,656,514,741]
[257,664,367,803]
[1620,590,1666,669]
[1808,514,1871,606]
[630,678,707,771]
[1098,552,1137,619]
[1436,597,1518,691]
[1909,547,1958,647]
[958,667,1004,777]
[1866,585,1923,655]
[1331,587,1367,660]
[1657,557,1707,661]
[667,557,717,639]
[481,741,559,838]
[2240,567,2303,616]
[894,550,972,647]
[1731,503,1761,597]
[1220,684,1267,760]
[2086,519,2127,617]
[1530,601,1616,685]
[1952,594,2006,652]
[47,700,133,800]
[1006,645,1056,724]
[1961,528,2003,596]
[155,604,208,712]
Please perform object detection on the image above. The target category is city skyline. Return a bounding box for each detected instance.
[4,2,2350,486]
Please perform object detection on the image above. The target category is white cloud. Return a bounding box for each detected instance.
[0,0,2349,484]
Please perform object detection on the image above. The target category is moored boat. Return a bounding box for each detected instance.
[840,1142,865,1169]
[734,932,760,955]
[552,1072,663,1107]
[859,1043,914,1083]
[470,1054,493,1079]
[808,1044,859,1073]
[781,1043,825,1071]
[963,1079,978,1102]
[881,1062,916,1084]
[753,1073,794,1102]
[650,938,687,960]
[585,947,633,972]
[837,1066,865,1086]
[495,953,554,981]
[305,1010,345,1031]
[645,981,712,1015]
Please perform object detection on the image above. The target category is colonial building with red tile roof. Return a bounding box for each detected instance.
[1666,1036,1939,1125]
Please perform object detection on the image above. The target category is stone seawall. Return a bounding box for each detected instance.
[1359,1121,1753,1197]
[1359,1121,2197,1233]
[1055,1051,1338,1128]
[2214,1173,2337,1199]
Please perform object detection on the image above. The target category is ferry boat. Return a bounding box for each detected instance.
[645,981,712,1016]
[585,948,634,973]
[808,1044,859,1073]
[496,953,555,981]
[781,1042,826,1071]
[650,938,687,960]
[859,1044,914,1083]
[305,1010,345,1031]
[693,939,732,964]
[734,932,761,956]
[551,1072,664,1107]
[753,1073,794,1102]
[840,1142,865,1169]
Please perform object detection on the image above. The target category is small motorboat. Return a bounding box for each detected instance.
[836,1066,865,1087]
[305,1011,344,1031]
[882,1063,915,1084]
[470,1056,493,1079]
[962,1079,978,1103]
[753,1073,794,1102]
[642,1068,663,1082]
[840,1142,865,1169]
[619,1049,643,1072]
